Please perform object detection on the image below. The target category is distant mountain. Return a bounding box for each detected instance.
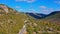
[26,13,47,19]
[43,11,60,24]
[46,11,60,16]
[26,11,60,20]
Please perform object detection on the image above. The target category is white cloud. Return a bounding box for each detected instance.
[19,9,24,11]
[15,0,35,3]
[28,9,36,13]
[40,6,47,9]
[15,6,20,8]
[39,6,53,12]
[56,9,60,11]
[26,0,35,3]
[42,10,49,11]
[54,1,60,4]
[15,0,25,2]
[42,8,54,12]
[39,7,54,14]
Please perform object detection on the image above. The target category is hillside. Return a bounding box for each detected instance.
[26,11,60,34]
[42,11,60,24]
[0,4,29,34]
[0,4,60,34]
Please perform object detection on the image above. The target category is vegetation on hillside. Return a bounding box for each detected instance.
[26,11,60,34]
[0,4,60,34]
[0,5,28,34]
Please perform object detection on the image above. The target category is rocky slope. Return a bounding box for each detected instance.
[0,4,29,34]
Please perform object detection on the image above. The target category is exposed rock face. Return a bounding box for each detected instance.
[0,5,8,14]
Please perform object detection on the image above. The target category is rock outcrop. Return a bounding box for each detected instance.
[0,5,8,14]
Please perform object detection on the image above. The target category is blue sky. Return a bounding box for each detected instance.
[0,0,60,14]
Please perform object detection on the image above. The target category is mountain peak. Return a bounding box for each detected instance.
[0,4,8,14]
